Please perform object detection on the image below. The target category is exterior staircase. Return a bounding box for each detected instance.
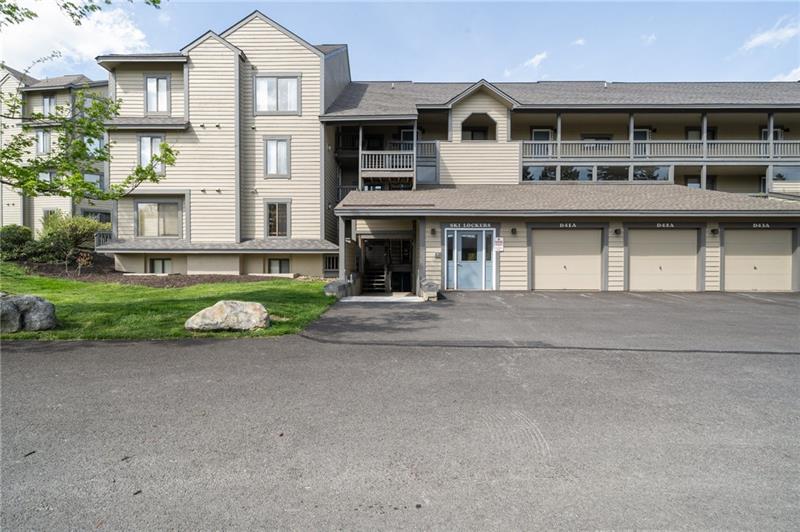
[363,268,388,292]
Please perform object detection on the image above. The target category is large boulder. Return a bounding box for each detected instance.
[1,294,57,332]
[185,300,270,331]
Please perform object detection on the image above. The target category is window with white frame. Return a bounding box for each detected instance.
[42,94,56,116]
[139,135,164,173]
[145,75,169,114]
[255,76,299,113]
[136,201,180,237]
[84,134,104,154]
[264,138,290,177]
[324,255,339,275]
[36,130,50,153]
[265,201,289,237]
[149,258,172,274]
[38,171,53,183]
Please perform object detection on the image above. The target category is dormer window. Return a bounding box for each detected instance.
[461,113,496,141]
[255,75,300,114]
[145,75,169,114]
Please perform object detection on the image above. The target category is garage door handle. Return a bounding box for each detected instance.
[754,265,758,270]
[563,265,567,270]
[659,266,663,271]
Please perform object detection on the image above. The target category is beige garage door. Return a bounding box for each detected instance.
[533,229,602,290]
[724,230,792,291]
[629,230,698,291]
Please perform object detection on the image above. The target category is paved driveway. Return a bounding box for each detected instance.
[2,293,799,529]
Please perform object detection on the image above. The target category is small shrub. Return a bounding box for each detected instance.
[39,212,111,271]
[0,224,34,261]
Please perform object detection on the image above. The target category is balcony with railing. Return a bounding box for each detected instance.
[516,110,800,162]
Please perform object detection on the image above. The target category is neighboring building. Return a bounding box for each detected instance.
[0,65,113,233]
[89,10,799,291]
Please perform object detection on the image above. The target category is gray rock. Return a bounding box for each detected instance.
[420,279,440,302]
[1,299,21,333]
[185,300,270,331]
[1,295,57,332]
[324,279,348,298]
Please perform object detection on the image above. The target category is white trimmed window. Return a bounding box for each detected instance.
[42,95,55,115]
[36,130,50,153]
[264,138,290,177]
[255,76,299,113]
[136,201,180,237]
[84,173,104,190]
[265,202,289,237]
[145,76,169,114]
[139,135,164,173]
[268,258,290,274]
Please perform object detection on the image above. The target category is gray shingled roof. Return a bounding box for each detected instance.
[19,74,107,92]
[316,44,347,55]
[336,184,800,216]
[2,64,39,86]
[324,81,800,117]
[98,238,338,253]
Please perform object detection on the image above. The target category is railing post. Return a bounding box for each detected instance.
[628,113,634,159]
[768,112,774,159]
[412,119,417,190]
[700,164,707,190]
[556,112,562,159]
[701,113,708,159]
[358,126,363,191]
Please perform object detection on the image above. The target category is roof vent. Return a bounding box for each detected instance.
[391,82,395,89]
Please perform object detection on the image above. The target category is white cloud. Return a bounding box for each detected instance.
[0,2,149,76]
[741,17,799,51]
[504,51,548,78]
[571,38,586,46]
[772,65,800,81]
[641,33,657,46]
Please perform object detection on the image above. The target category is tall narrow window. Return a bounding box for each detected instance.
[36,130,50,153]
[255,76,299,113]
[136,202,180,237]
[145,76,169,114]
[84,173,104,191]
[266,202,289,237]
[42,95,56,116]
[264,138,290,177]
[139,135,164,173]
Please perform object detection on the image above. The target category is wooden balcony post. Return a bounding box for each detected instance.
[701,113,708,159]
[700,165,707,190]
[628,113,634,160]
[556,112,562,159]
[358,125,363,191]
[768,112,775,159]
[412,119,418,190]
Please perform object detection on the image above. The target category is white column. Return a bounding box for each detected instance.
[768,112,775,158]
[628,113,635,160]
[338,217,347,280]
[412,119,418,190]
[700,165,707,190]
[701,113,708,159]
[358,125,363,191]
[556,113,562,159]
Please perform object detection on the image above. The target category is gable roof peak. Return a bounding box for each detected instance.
[219,10,323,58]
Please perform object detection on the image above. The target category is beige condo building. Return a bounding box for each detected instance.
[10,10,800,292]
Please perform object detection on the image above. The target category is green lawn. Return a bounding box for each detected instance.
[0,263,335,340]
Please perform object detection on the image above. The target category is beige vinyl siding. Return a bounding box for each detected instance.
[497,221,527,290]
[450,90,510,142]
[438,142,520,185]
[355,219,413,235]
[242,253,324,277]
[27,89,72,116]
[705,222,721,291]
[1,184,24,226]
[115,65,185,117]
[323,50,350,111]
[108,37,237,243]
[607,221,625,290]
[225,16,323,241]
[27,196,72,234]
[771,181,800,194]
[424,219,442,283]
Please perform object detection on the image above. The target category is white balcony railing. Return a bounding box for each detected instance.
[360,151,415,171]
[522,139,800,160]
[416,140,438,158]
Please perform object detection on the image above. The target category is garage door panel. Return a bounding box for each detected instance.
[724,230,792,291]
[533,229,602,290]
[629,230,698,291]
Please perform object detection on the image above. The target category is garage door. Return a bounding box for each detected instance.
[533,229,602,290]
[724,230,792,291]
[629,230,698,291]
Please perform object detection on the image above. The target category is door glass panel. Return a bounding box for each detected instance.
[460,235,478,261]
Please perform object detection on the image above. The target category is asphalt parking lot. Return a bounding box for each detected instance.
[2,292,799,529]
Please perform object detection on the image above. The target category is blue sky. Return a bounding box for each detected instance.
[4,1,799,82]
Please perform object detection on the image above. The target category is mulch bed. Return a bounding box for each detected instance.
[16,258,306,288]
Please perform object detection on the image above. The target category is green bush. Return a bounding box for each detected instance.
[0,224,34,260]
[38,212,111,269]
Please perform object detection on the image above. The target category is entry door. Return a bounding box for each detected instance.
[531,129,553,157]
[456,231,483,290]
